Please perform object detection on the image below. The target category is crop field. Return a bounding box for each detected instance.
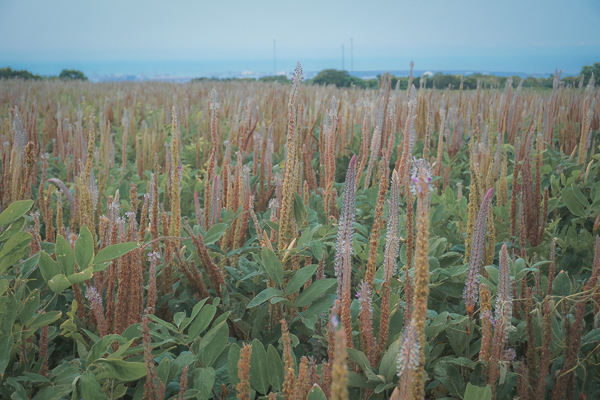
[0,64,599,399]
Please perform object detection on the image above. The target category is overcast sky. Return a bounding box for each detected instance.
[1,0,599,75]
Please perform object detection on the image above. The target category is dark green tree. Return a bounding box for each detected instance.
[59,69,88,81]
[310,69,376,89]
[580,62,599,86]
[259,75,290,84]
[0,67,42,80]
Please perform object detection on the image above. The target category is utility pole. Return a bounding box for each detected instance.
[351,38,353,73]
[342,44,345,71]
[273,39,276,75]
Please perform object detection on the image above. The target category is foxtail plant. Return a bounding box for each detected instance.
[408,158,433,399]
[488,243,513,397]
[334,155,358,347]
[278,62,303,255]
[395,322,420,399]
[463,188,494,316]
[377,170,401,361]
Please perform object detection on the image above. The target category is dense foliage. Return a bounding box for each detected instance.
[0,67,87,81]
[0,63,599,400]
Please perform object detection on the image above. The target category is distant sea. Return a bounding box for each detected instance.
[1,59,574,83]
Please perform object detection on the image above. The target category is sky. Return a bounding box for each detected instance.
[1,0,599,78]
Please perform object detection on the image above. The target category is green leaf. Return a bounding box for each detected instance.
[174,311,186,328]
[379,338,402,383]
[203,223,228,245]
[285,264,317,295]
[562,188,587,217]
[307,385,327,400]
[266,345,284,391]
[0,200,33,227]
[228,344,241,387]
[250,339,269,394]
[0,231,31,274]
[294,279,337,308]
[47,274,71,293]
[0,218,25,243]
[94,359,147,381]
[93,242,139,265]
[0,335,14,375]
[188,304,217,341]
[293,193,307,225]
[20,290,40,325]
[198,321,229,367]
[180,298,208,331]
[107,338,135,360]
[552,271,572,297]
[145,314,178,333]
[193,367,216,400]
[75,225,94,268]
[80,370,107,400]
[67,266,94,285]
[262,247,284,287]
[87,334,124,365]
[310,241,324,261]
[38,252,60,283]
[55,235,75,276]
[464,383,492,400]
[247,288,284,309]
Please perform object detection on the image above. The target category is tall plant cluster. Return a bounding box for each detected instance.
[0,67,599,399]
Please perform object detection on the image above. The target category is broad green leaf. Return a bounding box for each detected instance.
[262,247,284,287]
[75,225,94,268]
[228,344,241,387]
[285,264,317,295]
[93,242,139,265]
[55,235,75,276]
[562,188,586,217]
[197,321,227,354]
[310,241,324,261]
[552,271,572,297]
[67,266,94,285]
[250,339,269,394]
[307,385,327,400]
[27,311,61,331]
[0,231,31,274]
[47,274,71,293]
[19,290,40,325]
[188,304,217,341]
[266,345,284,391]
[294,279,337,308]
[347,348,370,370]
[87,334,124,365]
[379,338,402,383]
[464,383,492,400]
[200,321,229,367]
[0,335,14,375]
[484,265,499,285]
[94,359,147,381]
[247,288,284,309]
[174,311,186,328]
[193,367,216,400]
[180,298,208,331]
[38,252,60,283]
[0,200,33,227]
[0,218,25,243]
[203,223,228,245]
[107,339,136,360]
[80,370,107,400]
